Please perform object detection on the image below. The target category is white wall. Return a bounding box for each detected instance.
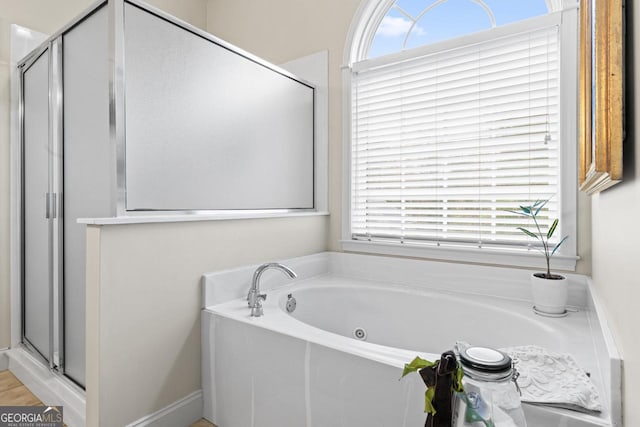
[591,1,640,425]
[86,217,327,426]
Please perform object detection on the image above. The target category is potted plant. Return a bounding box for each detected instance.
[509,199,569,315]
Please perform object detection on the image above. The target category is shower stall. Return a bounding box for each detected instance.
[19,7,112,388]
[17,0,314,394]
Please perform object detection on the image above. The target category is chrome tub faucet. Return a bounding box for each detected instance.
[247,262,297,317]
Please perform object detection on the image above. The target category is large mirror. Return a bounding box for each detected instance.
[578,0,624,194]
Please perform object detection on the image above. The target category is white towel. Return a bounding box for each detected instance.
[455,342,603,413]
[501,345,603,413]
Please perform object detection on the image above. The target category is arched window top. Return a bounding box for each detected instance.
[367,0,553,58]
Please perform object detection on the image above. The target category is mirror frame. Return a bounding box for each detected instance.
[578,0,624,194]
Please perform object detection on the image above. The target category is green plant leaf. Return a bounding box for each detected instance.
[504,209,530,217]
[401,356,436,378]
[534,198,549,216]
[547,218,559,239]
[424,386,437,415]
[453,366,465,392]
[517,227,539,240]
[519,205,532,214]
[551,236,569,256]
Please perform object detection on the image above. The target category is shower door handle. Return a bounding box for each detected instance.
[51,193,57,218]
[45,193,57,219]
[45,193,51,219]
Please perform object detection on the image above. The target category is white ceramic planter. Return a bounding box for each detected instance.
[531,273,568,315]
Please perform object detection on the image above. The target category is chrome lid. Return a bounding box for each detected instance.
[459,346,512,374]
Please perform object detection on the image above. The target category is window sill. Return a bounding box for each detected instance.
[340,239,578,272]
[78,210,329,225]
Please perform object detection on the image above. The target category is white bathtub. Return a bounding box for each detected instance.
[202,252,620,427]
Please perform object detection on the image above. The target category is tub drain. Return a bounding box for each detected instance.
[353,327,367,341]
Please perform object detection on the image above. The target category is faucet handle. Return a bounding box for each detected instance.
[247,291,266,309]
[250,298,264,317]
[247,289,260,306]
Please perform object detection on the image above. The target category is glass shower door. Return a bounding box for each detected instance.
[22,47,52,364]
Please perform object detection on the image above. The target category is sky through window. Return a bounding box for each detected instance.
[369,0,549,58]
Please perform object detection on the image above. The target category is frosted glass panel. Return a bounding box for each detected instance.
[124,3,314,210]
[23,50,50,360]
[61,5,110,387]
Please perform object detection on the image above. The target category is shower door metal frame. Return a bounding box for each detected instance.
[51,36,65,375]
[19,0,317,218]
[18,37,65,373]
[115,0,317,216]
[18,42,59,371]
[15,0,110,391]
[16,0,108,387]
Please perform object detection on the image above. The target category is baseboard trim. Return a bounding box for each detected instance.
[6,347,85,427]
[125,390,203,427]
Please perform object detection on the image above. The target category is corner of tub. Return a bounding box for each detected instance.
[586,277,623,427]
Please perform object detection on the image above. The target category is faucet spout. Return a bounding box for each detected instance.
[247,262,297,317]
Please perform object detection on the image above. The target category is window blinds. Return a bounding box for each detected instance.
[351,26,560,248]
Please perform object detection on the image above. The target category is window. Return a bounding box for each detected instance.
[344,0,578,269]
[369,0,549,58]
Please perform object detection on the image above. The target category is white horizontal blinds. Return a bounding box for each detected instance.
[351,25,560,248]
